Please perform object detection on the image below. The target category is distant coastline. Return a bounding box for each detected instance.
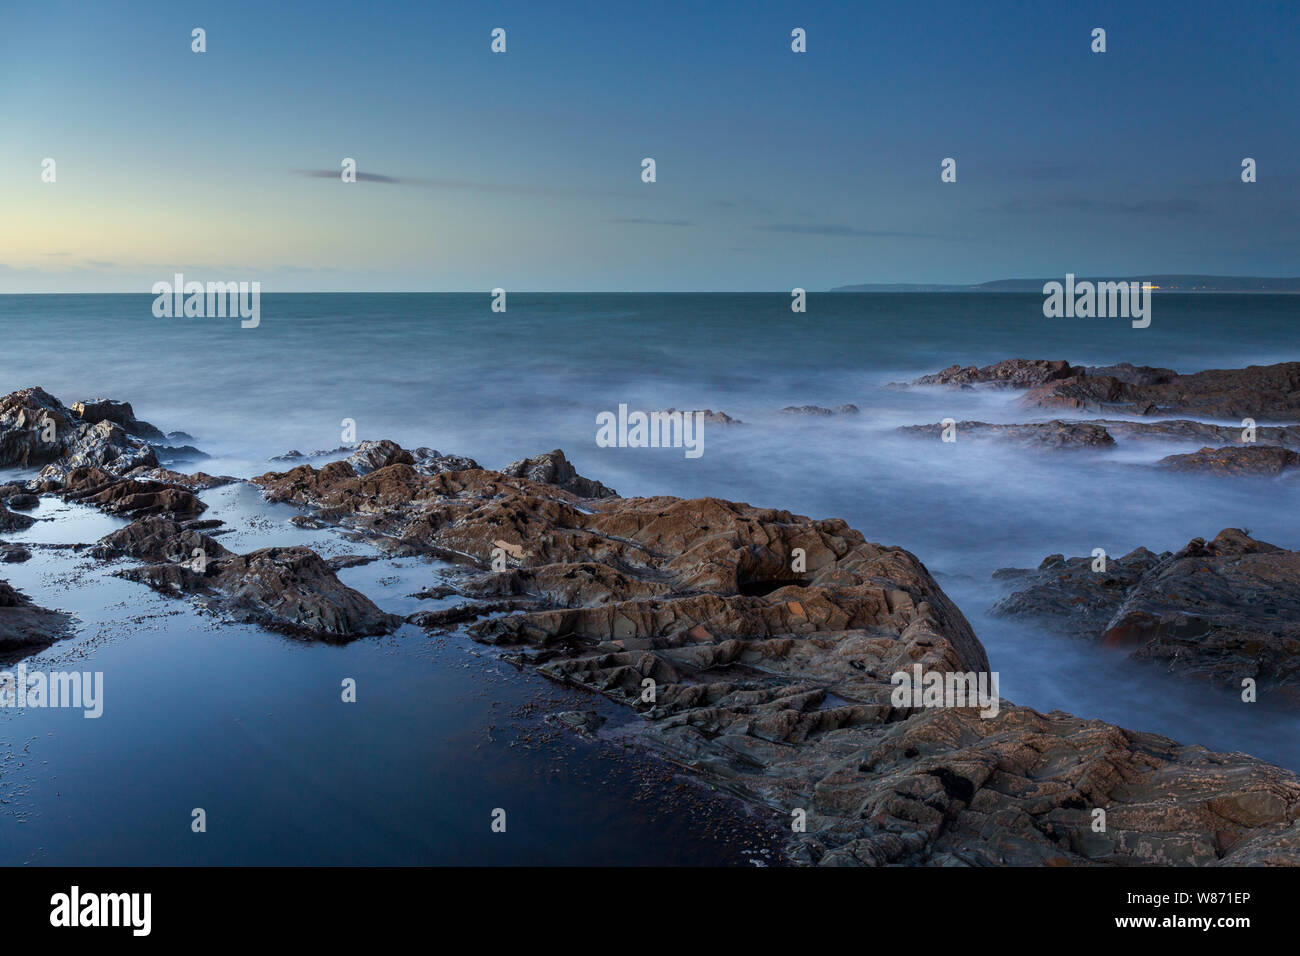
[831,275,1300,293]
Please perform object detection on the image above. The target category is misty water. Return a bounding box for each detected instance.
[1,292,1297,863]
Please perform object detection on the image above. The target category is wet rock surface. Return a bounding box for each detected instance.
[900,361,1300,472]
[1156,445,1300,476]
[913,358,1078,389]
[911,358,1300,417]
[659,408,744,426]
[898,420,1116,449]
[901,418,1300,452]
[1018,361,1300,419]
[499,449,618,499]
[72,399,165,441]
[0,579,73,661]
[782,404,861,416]
[93,516,401,640]
[250,441,1300,865]
[9,384,1300,866]
[994,529,1300,704]
[36,466,207,519]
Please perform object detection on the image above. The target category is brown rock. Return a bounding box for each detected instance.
[898,420,1116,449]
[95,517,400,640]
[1156,445,1300,476]
[0,579,72,661]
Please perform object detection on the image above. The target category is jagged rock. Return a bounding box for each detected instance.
[94,517,400,640]
[1082,363,1178,386]
[913,359,1077,389]
[346,439,415,475]
[1021,362,1300,419]
[783,404,861,416]
[5,492,39,510]
[898,420,1116,449]
[37,466,206,518]
[0,579,72,660]
[1095,420,1300,449]
[909,360,1300,419]
[499,449,618,499]
[0,387,79,467]
[35,420,158,482]
[1156,445,1300,476]
[72,399,165,441]
[410,447,480,476]
[93,515,232,563]
[271,446,353,463]
[994,529,1300,703]
[155,444,207,463]
[992,547,1165,634]
[125,467,235,491]
[660,408,744,426]
[548,710,606,737]
[0,506,35,533]
[249,448,1300,865]
[899,418,1300,458]
[0,544,31,564]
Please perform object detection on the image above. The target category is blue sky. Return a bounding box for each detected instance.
[1,0,1296,291]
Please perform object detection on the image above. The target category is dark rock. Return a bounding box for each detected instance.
[247,450,1300,865]
[0,506,35,533]
[411,447,480,476]
[0,387,79,467]
[346,439,415,475]
[897,420,1116,449]
[42,467,206,519]
[126,467,235,491]
[548,710,606,737]
[36,420,158,481]
[95,517,400,640]
[1156,445,1300,476]
[659,408,744,426]
[995,529,1300,704]
[500,448,618,499]
[782,404,860,416]
[72,399,165,441]
[155,444,207,463]
[0,545,31,564]
[913,359,1077,389]
[0,579,72,661]
[1094,419,1300,449]
[1081,363,1178,386]
[1021,362,1300,419]
[992,547,1165,634]
[6,493,39,510]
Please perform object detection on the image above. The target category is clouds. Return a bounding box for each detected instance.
[987,197,1204,216]
[753,223,965,240]
[291,169,638,198]
[606,217,695,226]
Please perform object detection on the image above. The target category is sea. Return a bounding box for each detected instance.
[0,292,1296,864]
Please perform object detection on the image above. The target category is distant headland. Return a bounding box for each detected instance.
[830,276,1300,293]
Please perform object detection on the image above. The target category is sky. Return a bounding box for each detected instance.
[1,0,1297,292]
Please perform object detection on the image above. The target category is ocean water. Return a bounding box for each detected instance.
[1,292,1298,863]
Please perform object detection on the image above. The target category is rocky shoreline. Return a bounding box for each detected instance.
[3,382,1300,865]
[899,358,1300,476]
